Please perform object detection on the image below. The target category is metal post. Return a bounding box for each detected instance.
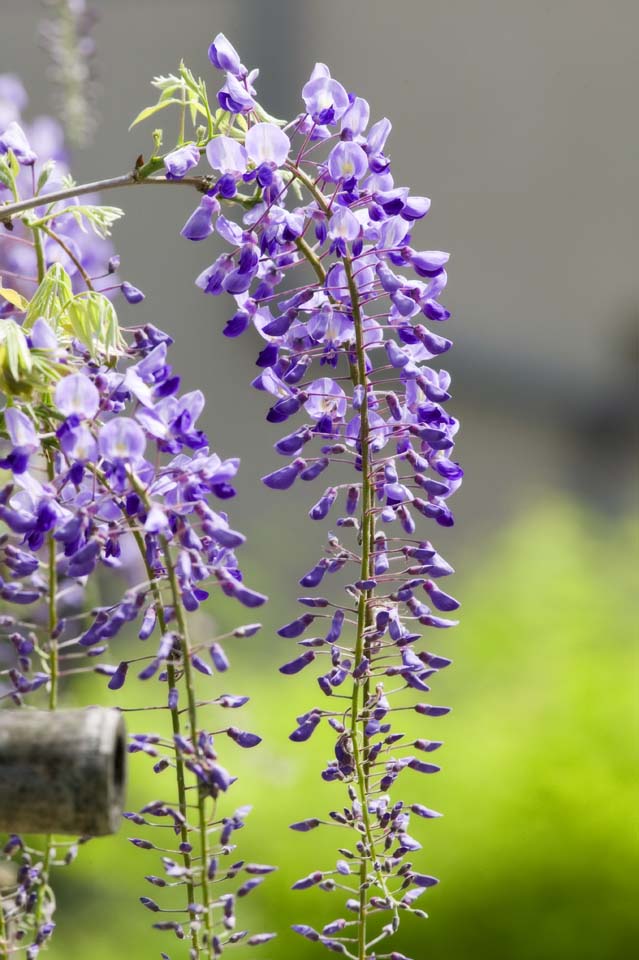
[0,707,126,836]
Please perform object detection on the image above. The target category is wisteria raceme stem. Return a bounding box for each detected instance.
[123,518,202,953]
[346,253,375,960]
[159,532,215,956]
[288,163,397,946]
[32,363,60,943]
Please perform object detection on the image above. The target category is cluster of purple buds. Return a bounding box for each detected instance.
[172,34,461,959]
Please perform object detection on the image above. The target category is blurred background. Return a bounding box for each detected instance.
[1,1,637,958]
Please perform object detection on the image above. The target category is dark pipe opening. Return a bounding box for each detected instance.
[113,730,126,794]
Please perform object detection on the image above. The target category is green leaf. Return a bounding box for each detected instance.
[35,204,125,239]
[129,99,184,130]
[25,264,73,328]
[253,103,287,127]
[0,320,33,391]
[158,83,183,103]
[0,156,16,192]
[151,73,182,92]
[36,159,57,193]
[0,288,29,311]
[63,292,124,359]
[7,150,19,179]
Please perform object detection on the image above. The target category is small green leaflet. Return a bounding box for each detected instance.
[25,264,73,328]
[33,204,124,239]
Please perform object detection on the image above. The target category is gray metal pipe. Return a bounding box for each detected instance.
[0,707,126,836]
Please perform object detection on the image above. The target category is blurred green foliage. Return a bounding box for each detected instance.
[45,499,637,960]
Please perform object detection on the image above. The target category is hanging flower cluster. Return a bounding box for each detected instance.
[0,91,272,954]
[171,34,461,960]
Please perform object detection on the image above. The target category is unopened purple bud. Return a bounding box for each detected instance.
[411,873,439,887]
[320,939,346,953]
[290,711,321,742]
[227,727,262,748]
[300,457,329,481]
[292,924,320,942]
[120,281,145,304]
[129,838,153,850]
[145,875,167,887]
[407,758,441,774]
[297,596,329,608]
[262,458,305,490]
[415,703,452,717]
[279,651,316,675]
[290,818,321,832]
[345,485,360,515]
[108,661,128,690]
[140,896,161,912]
[209,642,230,671]
[181,194,219,241]
[237,877,264,897]
[292,871,323,890]
[299,560,328,588]
[325,608,344,644]
[423,580,460,611]
[244,863,276,876]
[233,623,262,637]
[411,804,443,819]
[278,613,315,638]
[309,487,338,521]
[247,934,277,946]
[218,695,249,708]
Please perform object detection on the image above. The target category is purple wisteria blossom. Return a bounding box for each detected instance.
[180,34,462,960]
[164,142,201,179]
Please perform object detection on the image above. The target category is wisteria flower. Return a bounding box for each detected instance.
[163,142,200,180]
[302,64,349,125]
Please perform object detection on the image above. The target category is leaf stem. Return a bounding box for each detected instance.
[38,224,95,291]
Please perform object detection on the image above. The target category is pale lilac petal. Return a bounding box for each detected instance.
[55,373,100,420]
[4,408,39,450]
[98,417,146,463]
[206,136,248,175]
[245,123,290,167]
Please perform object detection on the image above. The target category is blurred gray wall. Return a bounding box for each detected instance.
[1,0,637,589]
